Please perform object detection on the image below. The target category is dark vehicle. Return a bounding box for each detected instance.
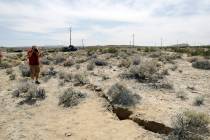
[61,27,78,52]
[62,45,78,52]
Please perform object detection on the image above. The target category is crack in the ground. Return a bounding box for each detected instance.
[97,91,173,135]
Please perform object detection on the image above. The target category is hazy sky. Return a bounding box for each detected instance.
[0,0,210,46]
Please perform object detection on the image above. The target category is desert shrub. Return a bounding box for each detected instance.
[171,65,178,71]
[74,74,89,86]
[86,48,98,56]
[58,80,65,86]
[6,68,13,75]
[133,57,141,65]
[149,51,162,58]
[76,58,88,64]
[144,47,157,52]
[152,79,173,89]
[41,67,57,77]
[87,61,95,71]
[58,88,86,107]
[64,59,75,67]
[9,74,16,80]
[75,64,80,70]
[41,57,50,65]
[118,52,128,59]
[16,53,23,58]
[94,59,108,66]
[58,71,73,82]
[128,60,162,83]
[17,80,31,93]
[176,91,188,100]
[118,59,131,68]
[54,53,66,64]
[35,87,46,100]
[19,64,30,77]
[194,96,204,106]
[168,111,210,140]
[161,69,169,75]
[0,60,12,69]
[106,83,141,107]
[192,60,210,70]
[13,81,46,102]
[159,53,181,63]
[102,47,118,54]
[102,75,110,81]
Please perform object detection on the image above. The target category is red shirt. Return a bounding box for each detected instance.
[27,49,39,65]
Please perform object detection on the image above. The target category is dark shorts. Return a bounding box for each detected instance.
[30,65,40,75]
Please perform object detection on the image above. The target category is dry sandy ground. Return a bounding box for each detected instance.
[0,50,210,140]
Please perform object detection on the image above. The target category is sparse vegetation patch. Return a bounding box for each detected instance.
[58,88,86,107]
[106,83,141,107]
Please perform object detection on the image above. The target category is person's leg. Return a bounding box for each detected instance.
[35,65,40,84]
[30,65,35,80]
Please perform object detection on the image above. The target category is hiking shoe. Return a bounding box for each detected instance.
[35,81,40,84]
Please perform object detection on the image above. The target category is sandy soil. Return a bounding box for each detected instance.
[0,49,209,140]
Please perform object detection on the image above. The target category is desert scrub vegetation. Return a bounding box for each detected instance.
[118,59,131,68]
[54,53,66,64]
[87,61,95,71]
[106,83,141,107]
[58,71,73,83]
[168,111,210,140]
[86,48,98,56]
[75,64,80,70]
[12,81,46,103]
[123,59,163,83]
[158,53,182,64]
[41,67,57,81]
[19,64,30,77]
[64,59,75,67]
[6,68,13,75]
[0,60,12,69]
[73,74,89,86]
[132,57,141,65]
[58,88,86,107]
[171,47,210,58]
[94,59,108,66]
[194,96,204,106]
[192,60,210,70]
[40,57,50,65]
[9,74,16,80]
[100,47,118,54]
[152,79,173,90]
[176,91,188,100]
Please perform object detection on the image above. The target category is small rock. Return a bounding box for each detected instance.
[95,86,102,92]
[65,132,72,137]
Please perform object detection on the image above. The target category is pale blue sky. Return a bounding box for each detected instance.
[0,0,210,46]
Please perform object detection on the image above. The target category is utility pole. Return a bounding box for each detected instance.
[69,27,72,47]
[160,38,163,47]
[132,33,135,47]
[82,39,84,48]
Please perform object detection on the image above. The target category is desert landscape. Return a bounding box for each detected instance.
[0,46,210,140]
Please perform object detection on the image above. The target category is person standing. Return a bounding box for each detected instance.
[27,46,41,84]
